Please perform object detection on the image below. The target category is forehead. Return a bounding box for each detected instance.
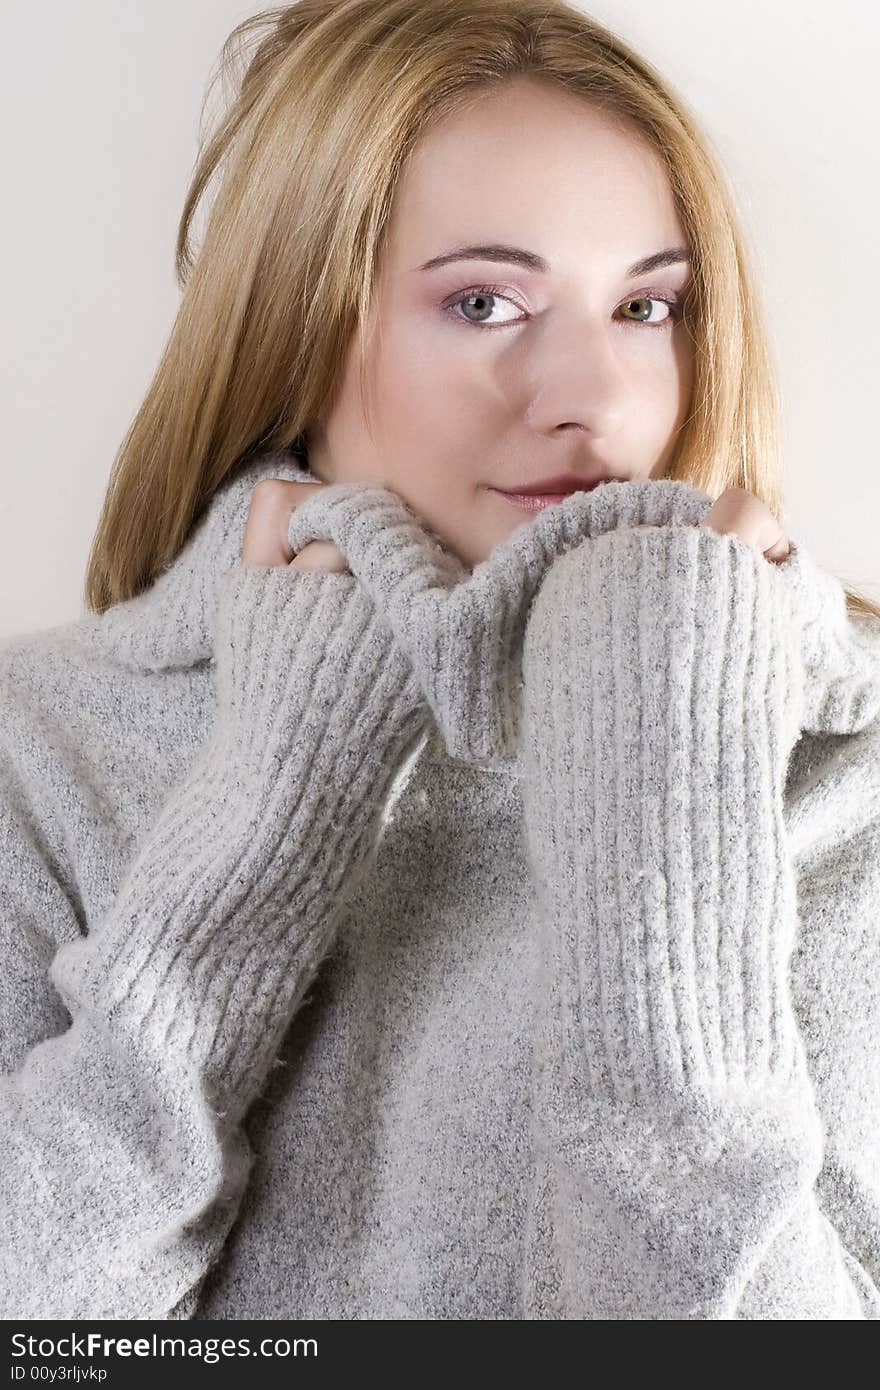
[384,79,684,271]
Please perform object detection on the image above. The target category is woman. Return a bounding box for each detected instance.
[2,0,879,1321]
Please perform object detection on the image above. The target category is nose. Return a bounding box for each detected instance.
[524,318,628,442]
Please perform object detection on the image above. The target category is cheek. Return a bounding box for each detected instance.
[632,339,693,433]
[374,323,502,445]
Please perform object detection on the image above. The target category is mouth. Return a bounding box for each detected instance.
[489,479,612,513]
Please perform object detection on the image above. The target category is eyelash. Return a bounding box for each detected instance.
[442,282,685,331]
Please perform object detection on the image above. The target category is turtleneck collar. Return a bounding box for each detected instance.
[81,450,880,762]
[85,449,313,675]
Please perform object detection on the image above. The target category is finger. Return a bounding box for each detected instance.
[289,540,351,573]
[700,513,790,564]
[286,483,469,637]
[240,478,327,567]
[699,489,789,564]
[764,534,792,564]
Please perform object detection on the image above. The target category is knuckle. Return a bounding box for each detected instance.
[251,477,290,505]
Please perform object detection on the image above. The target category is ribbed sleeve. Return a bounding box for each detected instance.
[525,524,809,1101]
[55,565,427,1108]
[519,524,873,1318]
[1,564,429,1319]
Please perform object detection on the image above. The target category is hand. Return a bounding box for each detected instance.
[551,487,879,739]
[630,487,791,564]
[273,472,879,755]
[240,478,351,572]
[283,476,715,762]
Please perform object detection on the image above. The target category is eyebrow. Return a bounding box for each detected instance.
[414,243,693,278]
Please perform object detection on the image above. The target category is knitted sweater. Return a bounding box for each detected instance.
[1,448,880,1321]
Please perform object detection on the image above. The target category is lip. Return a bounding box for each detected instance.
[490,476,613,513]
[496,472,614,495]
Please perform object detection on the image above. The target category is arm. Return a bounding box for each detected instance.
[519,520,880,1319]
[775,714,880,1319]
[0,563,429,1320]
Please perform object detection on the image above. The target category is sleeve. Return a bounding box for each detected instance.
[518,520,880,1319]
[0,563,429,1321]
[284,474,721,763]
[779,713,880,1317]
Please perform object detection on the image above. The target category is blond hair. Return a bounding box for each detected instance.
[84,0,879,622]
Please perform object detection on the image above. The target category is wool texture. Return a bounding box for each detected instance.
[1,447,879,1320]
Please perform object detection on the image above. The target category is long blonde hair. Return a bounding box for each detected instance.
[84,0,880,622]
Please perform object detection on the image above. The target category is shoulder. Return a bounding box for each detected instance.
[0,617,112,757]
[784,695,880,870]
[0,605,211,722]
[0,613,214,889]
[0,448,309,811]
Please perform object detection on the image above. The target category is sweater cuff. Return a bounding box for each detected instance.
[285,477,712,581]
[521,523,812,1106]
[286,478,715,762]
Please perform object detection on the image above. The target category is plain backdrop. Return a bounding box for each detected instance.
[1,0,877,641]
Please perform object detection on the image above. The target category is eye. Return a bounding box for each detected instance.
[443,284,526,327]
[442,284,685,330]
[617,293,682,328]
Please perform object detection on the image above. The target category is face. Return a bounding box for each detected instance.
[305,76,696,569]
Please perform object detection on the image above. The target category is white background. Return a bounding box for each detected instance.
[1,0,877,640]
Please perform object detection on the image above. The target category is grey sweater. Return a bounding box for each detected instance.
[2,448,880,1320]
